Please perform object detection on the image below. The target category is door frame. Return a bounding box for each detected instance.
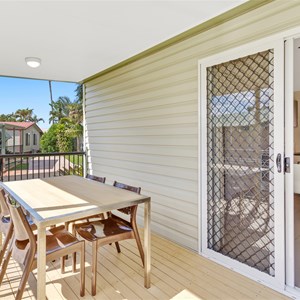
[198,38,285,289]
[284,37,295,289]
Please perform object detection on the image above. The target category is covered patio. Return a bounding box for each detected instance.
[2,1,300,299]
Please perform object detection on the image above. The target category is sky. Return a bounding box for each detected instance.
[0,76,78,130]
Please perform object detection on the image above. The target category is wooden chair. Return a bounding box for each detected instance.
[0,189,13,266]
[74,181,144,296]
[62,174,106,271]
[0,188,36,267]
[64,174,106,231]
[0,195,85,300]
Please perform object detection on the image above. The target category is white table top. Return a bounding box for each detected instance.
[1,175,150,228]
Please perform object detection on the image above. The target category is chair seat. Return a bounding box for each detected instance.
[75,216,133,242]
[44,225,82,255]
[13,225,82,264]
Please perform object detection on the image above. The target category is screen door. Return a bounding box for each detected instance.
[200,41,285,287]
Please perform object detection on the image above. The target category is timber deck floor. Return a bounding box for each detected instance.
[0,231,290,300]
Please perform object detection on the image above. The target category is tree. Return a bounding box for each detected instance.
[0,108,44,123]
[68,102,83,124]
[46,85,84,152]
[56,123,74,152]
[60,117,83,151]
[0,113,16,121]
[15,108,44,122]
[40,124,59,153]
[75,84,83,104]
[41,121,78,153]
[49,96,73,124]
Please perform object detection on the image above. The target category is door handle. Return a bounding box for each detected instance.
[276,153,282,173]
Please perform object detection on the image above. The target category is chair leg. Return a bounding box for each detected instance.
[61,221,73,271]
[65,221,70,231]
[132,224,144,266]
[0,241,12,285]
[115,242,121,253]
[72,223,77,273]
[80,242,85,297]
[72,252,76,273]
[61,256,65,274]
[91,242,98,296]
[15,261,33,300]
[0,224,13,266]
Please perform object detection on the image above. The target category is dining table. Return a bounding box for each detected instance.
[0,175,151,300]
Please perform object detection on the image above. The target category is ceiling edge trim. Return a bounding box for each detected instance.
[82,0,273,84]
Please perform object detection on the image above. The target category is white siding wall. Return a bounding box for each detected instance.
[84,0,300,251]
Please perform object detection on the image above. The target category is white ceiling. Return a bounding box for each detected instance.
[0,0,246,83]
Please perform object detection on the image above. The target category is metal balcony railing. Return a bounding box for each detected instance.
[0,152,85,182]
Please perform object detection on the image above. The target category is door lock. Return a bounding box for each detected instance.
[284,157,291,173]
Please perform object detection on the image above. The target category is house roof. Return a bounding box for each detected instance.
[0,0,254,82]
[0,122,43,133]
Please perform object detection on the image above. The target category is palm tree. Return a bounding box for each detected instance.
[31,115,45,123]
[49,96,72,124]
[48,90,84,151]
[75,84,83,104]
[14,108,44,123]
[0,113,17,121]
[15,108,33,121]
[68,102,83,124]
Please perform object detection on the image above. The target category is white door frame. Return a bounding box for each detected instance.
[199,38,285,289]
[284,37,295,289]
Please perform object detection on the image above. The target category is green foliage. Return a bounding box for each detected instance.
[0,113,16,121]
[0,108,44,123]
[47,84,83,151]
[41,84,84,153]
[75,84,83,104]
[49,84,83,125]
[49,96,72,124]
[56,123,73,152]
[40,124,59,153]
[40,122,77,153]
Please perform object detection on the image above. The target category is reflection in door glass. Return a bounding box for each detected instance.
[206,50,275,275]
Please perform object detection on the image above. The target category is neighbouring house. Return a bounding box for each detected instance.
[0,122,43,154]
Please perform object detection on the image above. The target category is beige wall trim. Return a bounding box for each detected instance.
[82,0,273,84]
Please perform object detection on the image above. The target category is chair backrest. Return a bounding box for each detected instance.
[113,181,141,215]
[113,181,141,194]
[0,188,9,217]
[6,195,35,243]
[86,174,106,183]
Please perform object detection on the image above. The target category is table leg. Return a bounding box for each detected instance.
[144,200,151,288]
[37,226,47,300]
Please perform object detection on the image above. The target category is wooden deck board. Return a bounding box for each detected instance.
[0,231,290,300]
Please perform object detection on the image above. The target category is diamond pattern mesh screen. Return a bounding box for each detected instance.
[206,50,275,275]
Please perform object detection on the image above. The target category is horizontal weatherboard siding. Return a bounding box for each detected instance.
[84,0,300,251]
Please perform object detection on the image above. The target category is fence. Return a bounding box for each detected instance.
[0,152,85,182]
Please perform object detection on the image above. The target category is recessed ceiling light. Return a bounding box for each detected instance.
[25,57,41,68]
